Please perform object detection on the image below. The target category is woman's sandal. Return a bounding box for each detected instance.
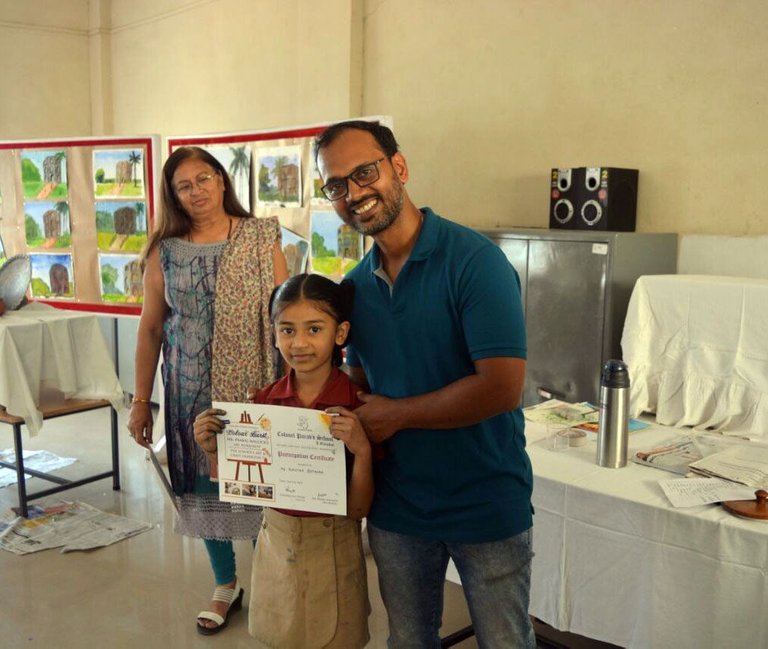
[196,580,244,636]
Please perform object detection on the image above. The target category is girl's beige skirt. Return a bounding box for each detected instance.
[249,508,370,649]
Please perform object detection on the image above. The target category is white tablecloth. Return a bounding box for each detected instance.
[525,421,768,649]
[0,303,124,436]
[622,275,768,440]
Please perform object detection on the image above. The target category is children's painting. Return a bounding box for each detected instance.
[280,227,310,277]
[93,149,145,198]
[94,201,148,252]
[29,253,75,299]
[256,145,302,207]
[20,149,68,200]
[99,254,143,304]
[310,163,328,207]
[24,201,71,249]
[203,145,252,212]
[310,211,363,280]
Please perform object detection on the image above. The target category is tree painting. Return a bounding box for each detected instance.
[256,146,302,207]
[128,151,142,186]
[309,210,361,280]
[228,146,250,210]
[99,253,143,304]
[200,145,252,212]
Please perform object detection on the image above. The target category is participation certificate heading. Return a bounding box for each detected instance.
[213,401,347,516]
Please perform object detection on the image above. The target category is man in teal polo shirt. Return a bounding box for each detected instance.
[315,120,534,649]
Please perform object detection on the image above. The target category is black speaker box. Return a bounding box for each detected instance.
[549,167,638,231]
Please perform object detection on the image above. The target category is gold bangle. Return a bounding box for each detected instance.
[132,396,151,404]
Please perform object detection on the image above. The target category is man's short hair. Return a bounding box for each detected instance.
[314,120,399,163]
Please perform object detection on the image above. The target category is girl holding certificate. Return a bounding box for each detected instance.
[193,273,373,649]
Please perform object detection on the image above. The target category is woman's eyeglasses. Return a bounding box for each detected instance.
[175,172,216,196]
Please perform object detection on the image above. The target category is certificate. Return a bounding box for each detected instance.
[213,401,347,515]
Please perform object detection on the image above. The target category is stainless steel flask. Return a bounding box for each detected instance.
[596,359,630,468]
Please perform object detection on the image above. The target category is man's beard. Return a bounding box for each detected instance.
[346,178,405,236]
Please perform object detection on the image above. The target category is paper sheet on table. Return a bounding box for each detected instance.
[659,477,757,507]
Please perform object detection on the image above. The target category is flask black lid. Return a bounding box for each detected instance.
[601,359,630,388]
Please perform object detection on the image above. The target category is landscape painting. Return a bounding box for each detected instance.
[94,201,148,252]
[98,253,143,304]
[24,201,71,249]
[310,163,328,207]
[20,149,68,200]
[256,145,302,207]
[310,210,363,281]
[93,149,145,198]
[204,145,252,212]
[280,226,310,277]
[29,253,75,299]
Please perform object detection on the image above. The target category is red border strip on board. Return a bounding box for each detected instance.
[166,126,327,154]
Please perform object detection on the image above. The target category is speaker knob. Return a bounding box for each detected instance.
[553,199,574,224]
[556,168,572,192]
[581,200,603,226]
[585,167,601,192]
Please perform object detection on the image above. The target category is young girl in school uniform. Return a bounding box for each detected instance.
[193,273,372,649]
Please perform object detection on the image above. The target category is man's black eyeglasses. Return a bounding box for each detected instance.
[321,158,386,201]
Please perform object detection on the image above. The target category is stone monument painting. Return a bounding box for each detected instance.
[93,148,145,198]
[20,149,68,200]
[256,145,302,207]
[310,210,361,280]
[24,201,71,249]
[94,200,147,252]
[98,254,143,303]
[280,227,310,278]
[29,253,75,299]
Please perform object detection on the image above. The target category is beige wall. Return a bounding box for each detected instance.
[106,0,362,135]
[0,0,91,138]
[1,0,767,239]
[362,0,768,236]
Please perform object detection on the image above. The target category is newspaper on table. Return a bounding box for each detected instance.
[0,501,152,555]
[631,434,705,475]
[688,444,768,489]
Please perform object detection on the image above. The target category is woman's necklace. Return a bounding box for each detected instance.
[188,216,233,243]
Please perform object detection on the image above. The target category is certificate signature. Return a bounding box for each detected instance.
[213,401,347,515]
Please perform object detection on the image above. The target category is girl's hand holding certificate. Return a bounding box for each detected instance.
[324,406,371,459]
[193,407,227,454]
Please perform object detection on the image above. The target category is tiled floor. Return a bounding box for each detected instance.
[0,406,617,649]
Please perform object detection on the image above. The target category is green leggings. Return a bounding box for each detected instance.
[203,538,236,585]
[196,476,255,585]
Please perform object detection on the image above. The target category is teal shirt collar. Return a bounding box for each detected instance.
[370,206,439,273]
